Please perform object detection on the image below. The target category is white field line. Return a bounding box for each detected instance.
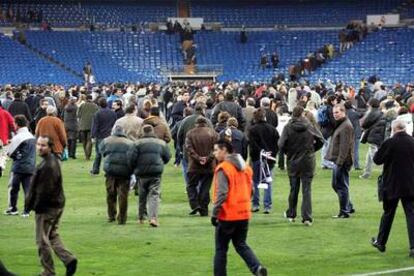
[350,266,414,276]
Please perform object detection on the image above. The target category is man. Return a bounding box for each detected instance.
[90,98,117,175]
[170,91,190,127]
[130,125,171,227]
[77,95,98,160]
[0,103,15,177]
[25,136,77,276]
[112,104,143,141]
[185,117,219,216]
[107,89,124,111]
[211,93,246,131]
[4,115,36,217]
[360,98,386,179]
[326,104,355,218]
[33,99,49,130]
[371,120,414,257]
[7,92,32,123]
[248,108,279,214]
[219,118,248,160]
[271,52,279,68]
[35,106,67,158]
[211,140,267,276]
[278,106,324,225]
[143,106,172,143]
[100,126,134,225]
[112,100,125,119]
[63,97,79,159]
[345,101,363,170]
[242,98,256,132]
[83,61,93,84]
[260,97,278,128]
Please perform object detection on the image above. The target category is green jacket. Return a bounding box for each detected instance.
[100,133,135,178]
[130,133,171,177]
[77,101,99,131]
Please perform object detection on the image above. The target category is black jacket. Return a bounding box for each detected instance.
[91,108,117,139]
[211,101,246,130]
[320,105,336,139]
[63,103,79,132]
[248,121,279,163]
[374,132,414,200]
[8,99,32,122]
[278,117,324,177]
[25,153,65,213]
[219,128,248,160]
[361,108,385,146]
[10,138,36,175]
[130,133,171,177]
[101,132,135,178]
[264,108,278,128]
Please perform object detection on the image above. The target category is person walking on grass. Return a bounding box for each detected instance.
[326,104,355,219]
[211,140,268,276]
[63,97,79,159]
[4,115,36,217]
[278,106,324,226]
[371,120,414,258]
[25,136,77,276]
[100,126,135,225]
[130,125,170,227]
[77,95,98,160]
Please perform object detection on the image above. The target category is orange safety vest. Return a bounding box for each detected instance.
[212,160,253,221]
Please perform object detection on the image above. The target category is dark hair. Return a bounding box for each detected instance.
[326,95,336,106]
[368,98,380,108]
[215,139,233,153]
[86,95,93,101]
[150,106,160,116]
[225,92,234,101]
[14,92,22,99]
[253,107,266,123]
[98,97,108,108]
[14,115,28,127]
[125,104,136,114]
[183,107,194,117]
[344,101,353,110]
[38,136,54,150]
[398,106,409,115]
[292,106,304,118]
[113,99,123,107]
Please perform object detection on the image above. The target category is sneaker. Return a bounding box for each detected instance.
[283,212,295,223]
[263,208,271,214]
[303,220,312,226]
[332,213,350,219]
[359,174,370,179]
[251,206,260,213]
[21,212,30,218]
[66,258,77,276]
[255,265,268,276]
[371,237,386,253]
[4,208,18,216]
[189,207,200,215]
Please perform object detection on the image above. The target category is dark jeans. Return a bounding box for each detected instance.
[91,138,103,174]
[186,172,213,215]
[332,164,353,215]
[377,197,414,249]
[286,176,313,222]
[252,160,273,210]
[79,130,92,160]
[214,220,261,276]
[8,172,32,212]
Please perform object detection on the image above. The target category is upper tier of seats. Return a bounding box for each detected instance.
[24,31,183,83]
[191,0,404,27]
[0,33,80,85]
[308,28,414,87]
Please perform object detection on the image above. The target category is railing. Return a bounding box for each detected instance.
[160,64,224,81]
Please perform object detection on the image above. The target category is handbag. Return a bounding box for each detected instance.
[377,174,384,202]
[61,148,69,161]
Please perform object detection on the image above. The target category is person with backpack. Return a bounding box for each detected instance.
[317,95,337,169]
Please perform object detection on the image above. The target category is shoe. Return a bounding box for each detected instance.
[21,212,30,218]
[189,207,200,215]
[409,249,414,258]
[332,213,350,219]
[359,174,369,179]
[107,218,115,223]
[349,208,356,214]
[89,171,99,176]
[138,219,145,224]
[283,212,295,223]
[4,208,18,216]
[0,167,2,177]
[255,265,268,276]
[263,208,271,214]
[371,237,386,253]
[303,220,313,226]
[149,219,159,227]
[354,167,362,171]
[322,166,332,170]
[66,258,77,276]
[251,206,260,213]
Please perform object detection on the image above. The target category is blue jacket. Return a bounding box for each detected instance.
[91,108,117,139]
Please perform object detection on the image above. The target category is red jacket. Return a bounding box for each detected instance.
[0,107,15,145]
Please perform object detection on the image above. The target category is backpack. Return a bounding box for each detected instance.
[317,105,330,127]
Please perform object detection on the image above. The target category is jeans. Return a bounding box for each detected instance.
[214,220,261,276]
[377,198,414,249]
[363,144,378,177]
[181,158,189,185]
[91,138,103,174]
[138,177,161,220]
[8,172,32,212]
[252,160,273,210]
[286,176,313,222]
[332,164,354,215]
[354,137,361,169]
[321,137,335,169]
[186,172,213,215]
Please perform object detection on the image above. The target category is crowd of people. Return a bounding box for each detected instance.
[0,77,414,275]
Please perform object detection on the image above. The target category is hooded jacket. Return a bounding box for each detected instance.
[278,117,324,177]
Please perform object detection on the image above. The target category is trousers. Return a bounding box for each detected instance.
[138,177,161,220]
[79,130,92,160]
[8,172,32,212]
[105,176,130,224]
[285,176,313,222]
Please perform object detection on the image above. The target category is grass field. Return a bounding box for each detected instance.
[0,144,413,276]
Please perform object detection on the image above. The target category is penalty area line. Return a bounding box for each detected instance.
[350,266,414,276]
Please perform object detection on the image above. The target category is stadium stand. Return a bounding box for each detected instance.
[0,33,80,85]
[309,28,414,86]
[24,31,183,83]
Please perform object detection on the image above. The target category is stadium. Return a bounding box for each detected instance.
[0,0,414,275]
